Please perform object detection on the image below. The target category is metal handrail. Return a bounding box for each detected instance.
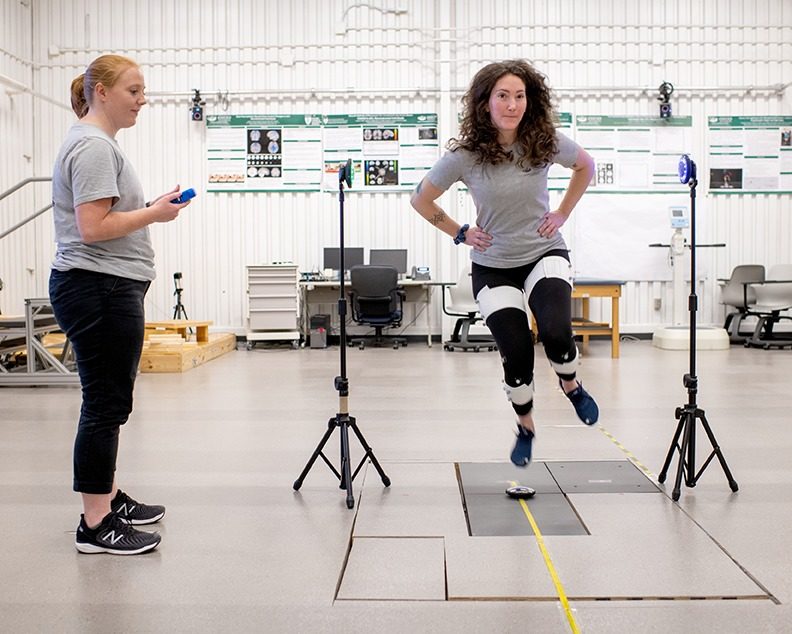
[0,177,52,240]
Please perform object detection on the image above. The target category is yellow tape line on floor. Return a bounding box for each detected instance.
[510,481,580,634]
[597,426,654,477]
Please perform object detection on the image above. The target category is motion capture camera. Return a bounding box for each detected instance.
[658,81,674,119]
[191,89,205,121]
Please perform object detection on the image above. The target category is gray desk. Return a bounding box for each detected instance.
[299,279,449,347]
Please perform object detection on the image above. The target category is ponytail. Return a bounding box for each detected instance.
[70,74,88,118]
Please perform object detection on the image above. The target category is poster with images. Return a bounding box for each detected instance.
[707,116,792,193]
[548,113,575,190]
[205,114,323,192]
[320,113,440,191]
[575,115,693,192]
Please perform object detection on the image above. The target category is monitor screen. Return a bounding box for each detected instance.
[369,248,408,274]
[323,247,365,272]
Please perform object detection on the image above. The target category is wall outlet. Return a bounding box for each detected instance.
[654,298,662,310]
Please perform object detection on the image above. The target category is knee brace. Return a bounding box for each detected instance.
[524,255,572,298]
[549,346,579,376]
[476,284,525,322]
[503,379,534,406]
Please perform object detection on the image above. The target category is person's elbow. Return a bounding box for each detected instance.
[575,149,595,179]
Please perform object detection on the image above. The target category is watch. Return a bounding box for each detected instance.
[454,223,470,245]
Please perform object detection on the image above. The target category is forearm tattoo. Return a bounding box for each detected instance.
[430,211,447,226]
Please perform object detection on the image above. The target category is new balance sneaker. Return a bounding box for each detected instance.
[510,425,535,467]
[75,513,161,555]
[111,489,165,525]
[561,380,599,425]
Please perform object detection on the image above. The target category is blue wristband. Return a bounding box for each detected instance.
[454,223,470,245]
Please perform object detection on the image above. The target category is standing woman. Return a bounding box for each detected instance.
[411,60,599,466]
[50,55,191,554]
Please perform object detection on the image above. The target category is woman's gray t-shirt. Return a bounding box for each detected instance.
[51,123,155,281]
[425,131,581,268]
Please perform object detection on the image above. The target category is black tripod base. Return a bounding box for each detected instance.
[658,403,738,501]
[293,413,390,509]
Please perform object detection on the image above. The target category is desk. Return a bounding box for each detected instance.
[530,279,624,358]
[299,279,448,347]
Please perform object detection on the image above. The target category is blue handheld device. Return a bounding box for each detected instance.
[171,188,196,204]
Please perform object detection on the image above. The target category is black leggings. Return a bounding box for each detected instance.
[472,251,577,415]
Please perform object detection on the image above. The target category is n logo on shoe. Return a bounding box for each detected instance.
[116,503,136,516]
[101,530,124,545]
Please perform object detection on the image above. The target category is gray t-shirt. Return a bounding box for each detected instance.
[425,131,581,268]
[51,123,155,281]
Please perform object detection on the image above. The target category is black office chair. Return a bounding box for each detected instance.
[348,265,407,349]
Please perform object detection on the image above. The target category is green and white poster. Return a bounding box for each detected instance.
[205,113,439,193]
[205,114,323,192]
[575,115,693,192]
[320,113,439,191]
[707,116,792,193]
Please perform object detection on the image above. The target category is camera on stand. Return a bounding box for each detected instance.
[190,89,205,121]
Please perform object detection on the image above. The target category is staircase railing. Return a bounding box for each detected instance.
[0,177,52,240]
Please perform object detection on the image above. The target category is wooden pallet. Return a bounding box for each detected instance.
[139,327,236,373]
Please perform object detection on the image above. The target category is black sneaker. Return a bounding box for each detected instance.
[75,513,161,555]
[111,489,165,525]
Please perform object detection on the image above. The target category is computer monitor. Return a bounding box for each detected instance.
[369,248,408,275]
[323,247,365,273]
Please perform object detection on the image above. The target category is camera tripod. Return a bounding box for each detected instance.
[173,272,188,320]
[658,155,738,501]
[292,160,390,509]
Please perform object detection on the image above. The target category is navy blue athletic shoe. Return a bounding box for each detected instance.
[561,380,599,425]
[510,425,535,467]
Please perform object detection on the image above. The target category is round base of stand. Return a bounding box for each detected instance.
[652,326,729,350]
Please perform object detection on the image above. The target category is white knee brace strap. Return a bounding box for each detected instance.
[524,255,572,300]
[549,346,579,375]
[476,285,525,322]
[503,379,534,406]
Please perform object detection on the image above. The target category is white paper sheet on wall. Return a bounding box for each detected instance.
[569,193,706,281]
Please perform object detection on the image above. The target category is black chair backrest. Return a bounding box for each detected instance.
[350,265,400,319]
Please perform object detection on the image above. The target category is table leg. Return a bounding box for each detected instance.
[611,295,620,358]
[426,285,432,347]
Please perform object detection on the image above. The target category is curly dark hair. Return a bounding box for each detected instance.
[449,60,559,168]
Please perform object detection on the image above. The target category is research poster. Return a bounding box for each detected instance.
[575,115,693,192]
[205,114,324,192]
[707,116,792,193]
[205,113,439,192]
[548,113,575,190]
[320,113,440,191]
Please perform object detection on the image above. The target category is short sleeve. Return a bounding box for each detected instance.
[554,131,582,169]
[425,150,467,191]
[65,137,122,207]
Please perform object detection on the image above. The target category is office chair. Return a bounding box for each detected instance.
[744,264,792,349]
[720,264,765,343]
[442,265,496,352]
[348,265,407,349]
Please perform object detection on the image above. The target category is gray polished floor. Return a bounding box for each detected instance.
[1,339,790,633]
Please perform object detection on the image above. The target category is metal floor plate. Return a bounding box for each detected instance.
[458,460,660,536]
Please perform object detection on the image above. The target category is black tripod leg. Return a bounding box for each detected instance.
[349,418,391,487]
[698,412,739,492]
[658,416,686,483]
[339,418,355,509]
[293,418,337,490]
[672,414,692,501]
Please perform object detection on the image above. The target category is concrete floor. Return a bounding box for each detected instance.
[1,338,790,633]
